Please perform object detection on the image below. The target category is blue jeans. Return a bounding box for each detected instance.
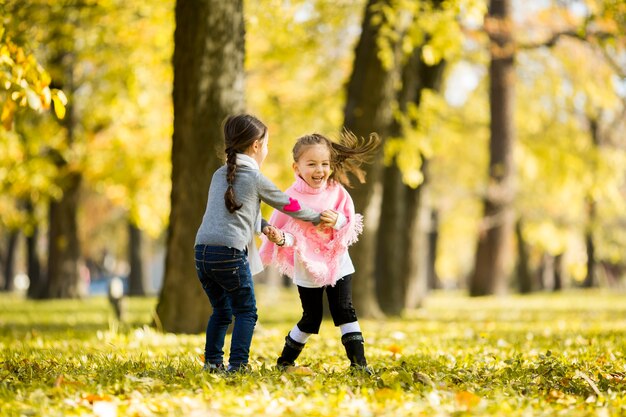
[195,245,258,369]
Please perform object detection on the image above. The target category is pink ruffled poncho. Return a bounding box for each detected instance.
[259,176,363,287]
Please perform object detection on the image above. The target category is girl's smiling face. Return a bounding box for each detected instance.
[293,144,332,189]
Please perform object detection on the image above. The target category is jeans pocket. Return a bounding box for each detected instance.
[210,265,241,292]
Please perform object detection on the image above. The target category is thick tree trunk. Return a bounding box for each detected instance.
[376,48,418,316]
[375,162,405,315]
[156,0,245,333]
[128,221,146,296]
[44,44,83,299]
[400,56,446,309]
[377,42,446,313]
[403,184,430,309]
[342,0,405,319]
[469,0,515,296]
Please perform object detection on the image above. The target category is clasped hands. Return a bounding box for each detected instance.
[263,209,338,245]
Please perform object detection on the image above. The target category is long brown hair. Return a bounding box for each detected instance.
[292,130,380,187]
[222,114,267,213]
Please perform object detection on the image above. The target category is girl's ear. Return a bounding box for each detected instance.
[246,139,260,156]
[292,161,299,174]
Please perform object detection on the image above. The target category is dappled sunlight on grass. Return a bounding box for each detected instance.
[1,287,626,416]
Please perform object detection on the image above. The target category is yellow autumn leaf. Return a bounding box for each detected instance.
[52,94,66,120]
[1,99,16,130]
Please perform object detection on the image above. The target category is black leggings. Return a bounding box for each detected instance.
[296,274,358,334]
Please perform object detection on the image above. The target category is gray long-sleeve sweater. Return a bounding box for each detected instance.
[195,165,321,251]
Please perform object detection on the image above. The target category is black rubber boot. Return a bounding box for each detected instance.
[276,335,305,369]
[342,332,373,375]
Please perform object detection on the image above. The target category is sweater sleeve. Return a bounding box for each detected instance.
[257,173,321,225]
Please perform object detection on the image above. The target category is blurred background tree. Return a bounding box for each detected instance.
[1,0,172,298]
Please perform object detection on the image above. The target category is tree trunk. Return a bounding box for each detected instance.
[583,118,600,289]
[515,219,533,293]
[553,253,563,291]
[400,54,446,309]
[403,184,430,309]
[376,48,419,316]
[427,209,440,290]
[128,221,146,296]
[26,224,43,299]
[583,202,597,288]
[156,0,245,333]
[46,172,82,298]
[43,40,82,299]
[375,162,405,315]
[2,231,18,292]
[469,0,515,296]
[342,0,405,319]
[377,40,446,313]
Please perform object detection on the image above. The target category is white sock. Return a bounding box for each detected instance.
[289,325,312,344]
[339,321,361,335]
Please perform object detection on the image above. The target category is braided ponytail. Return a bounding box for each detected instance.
[224,149,242,213]
[221,114,268,213]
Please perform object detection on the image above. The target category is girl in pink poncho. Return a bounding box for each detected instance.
[259,131,379,373]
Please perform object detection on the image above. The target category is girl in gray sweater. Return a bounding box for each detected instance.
[194,114,324,373]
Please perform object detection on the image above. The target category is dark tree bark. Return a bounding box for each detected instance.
[553,253,563,291]
[128,221,146,296]
[2,231,18,292]
[583,118,601,289]
[515,219,533,293]
[155,0,245,333]
[375,162,405,315]
[37,8,84,298]
[469,0,515,296]
[377,41,446,313]
[342,0,405,319]
[46,172,82,298]
[427,209,440,290]
[582,204,597,288]
[26,225,43,299]
[45,52,82,298]
[400,58,446,310]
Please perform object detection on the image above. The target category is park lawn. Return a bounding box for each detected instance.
[1,288,626,416]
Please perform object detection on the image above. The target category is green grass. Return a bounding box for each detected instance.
[1,287,626,416]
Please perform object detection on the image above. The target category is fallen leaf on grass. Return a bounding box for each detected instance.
[387,344,403,359]
[53,374,85,388]
[456,390,481,410]
[285,365,314,376]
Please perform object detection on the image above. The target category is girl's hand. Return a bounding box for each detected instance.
[263,225,285,245]
[320,209,339,227]
[263,225,277,240]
